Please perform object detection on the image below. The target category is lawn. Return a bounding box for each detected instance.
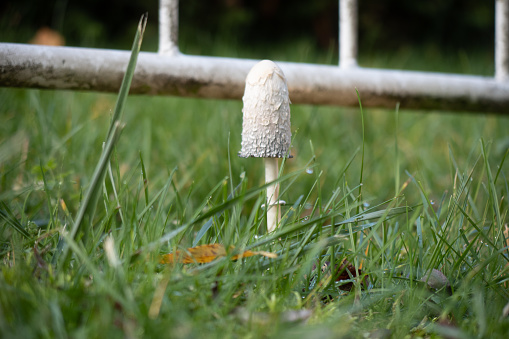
[1,17,509,339]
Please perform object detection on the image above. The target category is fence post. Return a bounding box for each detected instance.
[339,0,358,68]
[159,0,180,55]
[496,0,509,81]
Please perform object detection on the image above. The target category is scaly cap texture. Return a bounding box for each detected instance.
[239,60,291,158]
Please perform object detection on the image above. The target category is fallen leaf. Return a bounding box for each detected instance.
[313,259,370,291]
[304,259,370,304]
[29,27,65,46]
[421,269,450,291]
[160,244,277,264]
[33,244,48,270]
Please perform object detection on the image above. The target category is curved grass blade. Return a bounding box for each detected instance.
[0,201,31,239]
[193,181,243,247]
[246,205,412,251]
[106,14,147,139]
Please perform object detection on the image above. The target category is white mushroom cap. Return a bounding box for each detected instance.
[239,60,291,158]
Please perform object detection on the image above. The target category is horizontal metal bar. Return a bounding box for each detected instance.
[1,43,509,113]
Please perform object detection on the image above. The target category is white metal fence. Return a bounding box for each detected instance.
[1,0,508,113]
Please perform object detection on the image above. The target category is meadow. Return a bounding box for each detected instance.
[1,18,509,338]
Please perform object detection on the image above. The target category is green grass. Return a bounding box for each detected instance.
[1,20,509,339]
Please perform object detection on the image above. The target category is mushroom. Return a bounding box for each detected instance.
[239,60,292,232]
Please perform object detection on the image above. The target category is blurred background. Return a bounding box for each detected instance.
[0,0,495,73]
[0,0,506,208]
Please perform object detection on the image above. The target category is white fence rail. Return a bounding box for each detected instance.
[1,0,508,114]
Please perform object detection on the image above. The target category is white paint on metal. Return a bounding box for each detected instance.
[0,1,508,112]
[159,0,180,56]
[339,0,358,68]
[496,0,509,81]
[1,43,509,113]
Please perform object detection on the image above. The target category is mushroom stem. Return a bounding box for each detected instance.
[265,157,281,233]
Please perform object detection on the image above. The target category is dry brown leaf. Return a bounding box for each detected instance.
[160,244,277,264]
[313,259,370,291]
[421,269,451,292]
[29,27,65,46]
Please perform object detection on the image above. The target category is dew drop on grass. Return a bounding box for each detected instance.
[306,168,313,174]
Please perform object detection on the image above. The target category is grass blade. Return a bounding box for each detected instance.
[58,15,147,268]
[0,201,31,239]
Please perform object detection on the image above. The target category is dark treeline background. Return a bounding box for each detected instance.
[0,0,495,62]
